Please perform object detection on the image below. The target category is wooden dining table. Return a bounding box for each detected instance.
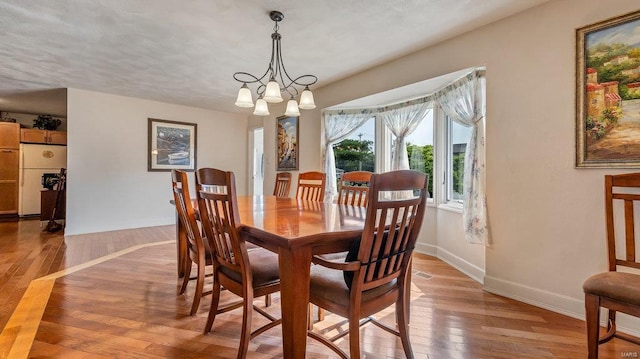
[175,195,367,358]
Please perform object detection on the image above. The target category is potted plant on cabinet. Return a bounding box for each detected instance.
[33,114,61,130]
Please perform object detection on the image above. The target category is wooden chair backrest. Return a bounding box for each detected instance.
[296,171,326,202]
[350,170,428,292]
[337,171,372,207]
[196,168,248,278]
[171,170,205,259]
[273,172,292,198]
[605,173,640,271]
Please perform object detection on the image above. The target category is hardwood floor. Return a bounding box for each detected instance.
[1,220,639,358]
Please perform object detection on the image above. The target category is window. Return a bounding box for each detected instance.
[405,109,434,197]
[330,109,473,206]
[445,117,472,204]
[333,117,376,182]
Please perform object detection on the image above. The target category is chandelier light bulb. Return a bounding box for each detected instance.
[234,84,254,108]
[253,98,270,116]
[264,79,283,103]
[284,98,301,117]
[298,86,316,110]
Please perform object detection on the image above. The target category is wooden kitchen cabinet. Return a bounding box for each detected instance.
[20,128,67,145]
[0,151,19,214]
[0,123,20,215]
[47,130,67,145]
[0,122,20,148]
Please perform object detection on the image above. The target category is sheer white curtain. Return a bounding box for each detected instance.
[380,103,432,170]
[322,112,372,201]
[436,72,487,245]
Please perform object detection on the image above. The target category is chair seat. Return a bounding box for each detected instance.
[310,264,396,307]
[583,272,640,306]
[317,251,348,262]
[220,248,280,287]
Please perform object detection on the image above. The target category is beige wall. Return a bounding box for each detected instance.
[66,88,248,235]
[257,0,640,333]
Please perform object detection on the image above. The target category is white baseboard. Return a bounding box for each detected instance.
[484,275,584,319]
[484,275,640,337]
[65,216,175,236]
[415,242,437,256]
[414,243,485,284]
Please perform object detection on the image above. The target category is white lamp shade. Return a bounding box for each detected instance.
[298,88,316,109]
[253,98,270,116]
[263,80,283,103]
[284,99,301,117]
[234,85,254,108]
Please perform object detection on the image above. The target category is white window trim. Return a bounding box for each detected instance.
[434,106,463,213]
[375,115,392,173]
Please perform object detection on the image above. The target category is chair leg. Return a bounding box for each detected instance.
[397,290,414,358]
[585,293,601,359]
[204,281,221,334]
[237,292,254,359]
[264,294,271,307]
[190,260,205,316]
[348,313,361,359]
[178,259,192,295]
[307,304,325,330]
[405,259,412,324]
[603,310,617,343]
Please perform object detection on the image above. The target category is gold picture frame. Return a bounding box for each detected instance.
[576,10,640,167]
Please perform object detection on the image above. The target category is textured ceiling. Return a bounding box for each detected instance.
[0,0,549,117]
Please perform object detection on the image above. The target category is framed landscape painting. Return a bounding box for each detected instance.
[276,115,299,171]
[576,10,640,167]
[148,118,197,171]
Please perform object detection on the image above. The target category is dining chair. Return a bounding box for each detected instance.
[583,173,640,359]
[296,170,328,327]
[196,168,281,359]
[296,171,326,202]
[171,169,212,316]
[307,170,429,358]
[273,172,292,198]
[309,171,373,328]
[337,171,373,207]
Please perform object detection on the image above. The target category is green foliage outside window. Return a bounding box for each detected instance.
[452,152,465,198]
[407,144,433,196]
[334,139,465,200]
[333,139,375,173]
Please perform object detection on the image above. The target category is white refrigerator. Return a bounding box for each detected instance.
[19,144,67,216]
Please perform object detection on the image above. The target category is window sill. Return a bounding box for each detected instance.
[437,202,463,214]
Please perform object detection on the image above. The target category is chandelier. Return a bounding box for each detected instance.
[233,11,317,117]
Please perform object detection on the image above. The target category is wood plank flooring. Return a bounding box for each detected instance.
[1,220,639,358]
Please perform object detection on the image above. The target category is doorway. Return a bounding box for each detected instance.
[251,127,264,195]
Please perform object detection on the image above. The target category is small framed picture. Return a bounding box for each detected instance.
[148,118,197,172]
[276,115,299,171]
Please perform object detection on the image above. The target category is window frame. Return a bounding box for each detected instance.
[328,104,471,213]
[437,110,468,212]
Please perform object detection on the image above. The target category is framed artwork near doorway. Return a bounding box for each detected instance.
[576,10,640,167]
[276,115,299,171]
[148,118,197,172]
